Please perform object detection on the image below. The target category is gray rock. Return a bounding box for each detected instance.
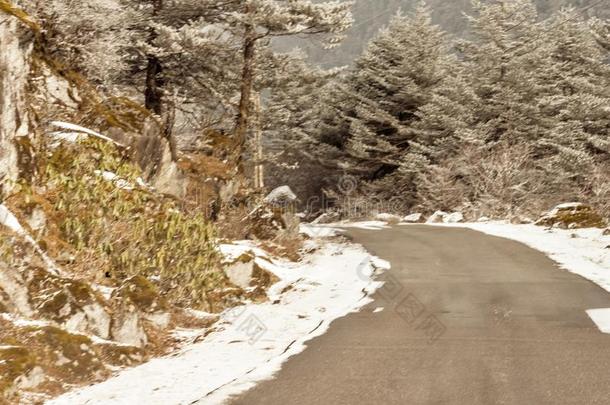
[312,211,341,224]
[0,16,33,197]
[111,308,147,347]
[403,213,424,223]
[26,207,46,233]
[152,138,187,199]
[264,186,297,206]
[445,212,464,223]
[426,211,449,224]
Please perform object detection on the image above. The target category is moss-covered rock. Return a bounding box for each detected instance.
[113,275,167,313]
[535,203,607,229]
[92,342,145,368]
[0,316,148,402]
[245,204,289,241]
[109,276,170,347]
[24,326,103,383]
[0,346,36,400]
[25,267,112,339]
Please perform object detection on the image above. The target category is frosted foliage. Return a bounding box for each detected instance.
[300,0,609,219]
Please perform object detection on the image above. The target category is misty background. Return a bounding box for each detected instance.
[282,0,610,66]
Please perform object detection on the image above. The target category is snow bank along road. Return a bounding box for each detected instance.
[48,241,385,405]
[230,225,610,405]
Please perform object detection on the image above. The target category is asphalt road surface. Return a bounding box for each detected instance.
[229,225,610,405]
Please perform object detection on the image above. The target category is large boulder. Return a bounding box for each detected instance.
[445,212,464,224]
[375,213,402,224]
[110,276,170,347]
[0,317,145,403]
[426,211,464,224]
[0,250,112,340]
[264,186,297,207]
[244,196,301,241]
[535,203,606,229]
[244,204,285,240]
[222,250,279,300]
[28,269,112,340]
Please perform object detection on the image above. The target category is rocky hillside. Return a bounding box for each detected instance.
[0,3,302,403]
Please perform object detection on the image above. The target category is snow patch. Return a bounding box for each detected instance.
[218,242,270,263]
[48,242,385,405]
[339,221,389,230]
[375,213,401,223]
[50,121,123,146]
[299,224,340,238]
[586,308,610,334]
[0,203,24,234]
[371,256,391,270]
[94,170,134,191]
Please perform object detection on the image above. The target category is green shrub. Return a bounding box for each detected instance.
[40,138,224,307]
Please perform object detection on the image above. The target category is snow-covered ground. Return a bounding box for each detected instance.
[48,239,386,405]
[41,219,610,404]
[299,220,388,238]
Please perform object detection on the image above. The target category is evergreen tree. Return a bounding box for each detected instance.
[332,3,454,179]
[457,0,549,146]
[218,0,354,171]
[23,0,135,85]
[538,7,610,179]
[262,51,348,201]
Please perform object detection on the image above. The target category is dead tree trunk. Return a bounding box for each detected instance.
[253,93,265,190]
[144,55,164,115]
[234,24,256,175]
[144,0,164,116]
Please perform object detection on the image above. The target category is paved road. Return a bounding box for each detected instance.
[230,225,610,405]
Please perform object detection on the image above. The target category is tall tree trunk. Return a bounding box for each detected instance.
[234,24,256,174]
[145,55,164,115]
[253,92,264,190]
[144,0,164,115]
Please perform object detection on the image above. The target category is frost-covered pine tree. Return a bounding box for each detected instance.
[537,8,610,178]
[117,0,244,124]
[262,51,348,200]
[23,0,135,86]
[214,0,353,171]
[264,51,344,150]
[22,0,235,126]
[590,17,610,52]
[397,72,477,180]
[335,3,454,179]
[457,0,549,146]
[404,1,610,215]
